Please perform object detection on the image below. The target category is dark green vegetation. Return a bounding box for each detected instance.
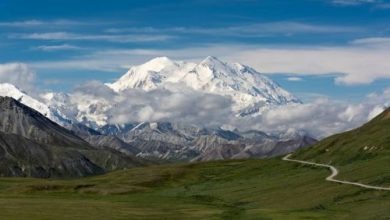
[293,107,390,186]
[0,159,388,219]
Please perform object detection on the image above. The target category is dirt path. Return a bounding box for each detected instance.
[283,154,390,191]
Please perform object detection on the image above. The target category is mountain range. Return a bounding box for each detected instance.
[40,56,301,128]
[107,56,300,109]
[0,56,316,176]
[1,56,301,127]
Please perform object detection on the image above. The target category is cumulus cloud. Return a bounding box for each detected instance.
[235,88,390,138]
[72,82,234,127]
[111,87,233,126]
[0,63,36,91]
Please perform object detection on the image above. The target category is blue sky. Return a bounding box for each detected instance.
[1,0,390,102]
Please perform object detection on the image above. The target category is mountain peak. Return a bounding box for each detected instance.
[0,83,24,95]
[106,56,300,116]
[141,56,176,72]
[149,56,172,62]
[203,56,220,62]
[107,56,195,92]
[200,56,226,67]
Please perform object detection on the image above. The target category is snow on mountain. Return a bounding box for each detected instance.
[41,91,111,128]
[108,56,301,114]
[181,56,300,111]
[6,56,301,131]
[0,60,314,162]
[0,83,58,121]
[107,57,196,92]
[42,56,301,128]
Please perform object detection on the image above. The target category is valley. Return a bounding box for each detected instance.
[0,158,388,220]
[0,57,316,165]
[2,0,390,219]
[0,56,388,219]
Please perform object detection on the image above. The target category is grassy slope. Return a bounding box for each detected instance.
[0,159,389,219]
[0,108,389,219]
[293,108,390,186]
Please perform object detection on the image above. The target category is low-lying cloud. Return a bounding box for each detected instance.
[246,90,389,138]
[72,81,234,128]
[72,81,389,139]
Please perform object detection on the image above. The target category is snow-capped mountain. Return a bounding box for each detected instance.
[0,58,315,162]
[107,57,196,92]
[107,56,301,113]
[0,83,68,124]
[0,83,51,116]
[35,56,302,129]
[1,56,302,132]
[181,56,300,110]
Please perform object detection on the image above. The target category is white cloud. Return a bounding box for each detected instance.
[351,37,390,46]
[110,89,233,126]
[72,82,234,128]
[0,19,89,27]
[230,46,390,85]
[331,0,378,6]
[106,21,363,36]
[287,77,303,81]
[35,44,82,51]
[236,88,390,138]
[71,81,390,139]
[30,40,390,85]
[10,32,174,43]
[368,105,385,119]
[0,63,35,91]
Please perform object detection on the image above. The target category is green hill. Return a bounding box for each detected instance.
[293,107,390,187]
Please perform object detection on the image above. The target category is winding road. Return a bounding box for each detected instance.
[283,154,390,191]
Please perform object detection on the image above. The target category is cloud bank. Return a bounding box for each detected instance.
[71,81,389,139]
[0,70,385,139]
[246,90,389,138]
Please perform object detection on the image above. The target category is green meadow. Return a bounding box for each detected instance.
[0,158,388,220]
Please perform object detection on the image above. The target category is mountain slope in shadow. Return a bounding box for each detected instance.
[0,97,147,178]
